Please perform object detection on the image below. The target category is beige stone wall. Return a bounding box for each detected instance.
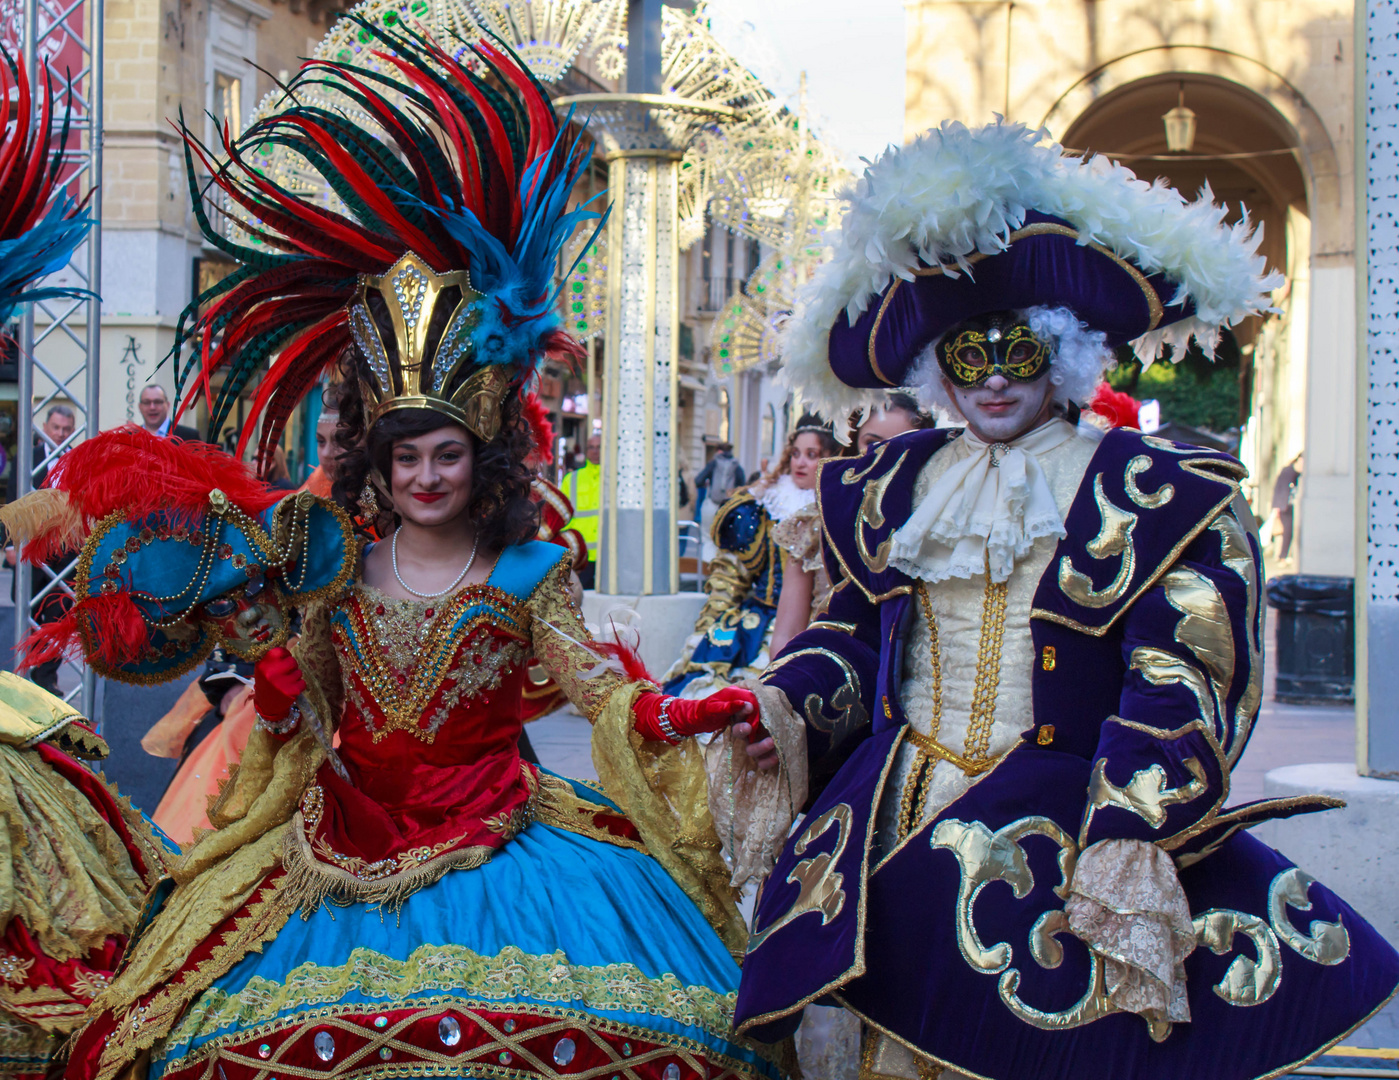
[905,0,1356,575]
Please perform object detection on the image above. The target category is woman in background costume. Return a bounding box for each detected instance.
[661,417,837,698]
[0,53,171,1080]
[15,30,784,1080]
[768,396,933,657]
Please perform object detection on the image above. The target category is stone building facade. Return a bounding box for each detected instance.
[98,0,350,446]
[905,0,1355,574]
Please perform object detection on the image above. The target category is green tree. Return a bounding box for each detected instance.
[1105,331,1242,433]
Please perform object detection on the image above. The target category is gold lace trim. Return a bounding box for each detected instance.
[161,942,747,1054]
[899,579,1010,838]
[77,830,299,1080]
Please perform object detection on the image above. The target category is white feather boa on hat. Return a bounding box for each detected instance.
[781,121,1284,420]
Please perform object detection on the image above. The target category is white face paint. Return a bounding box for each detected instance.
[942,370,1056,444]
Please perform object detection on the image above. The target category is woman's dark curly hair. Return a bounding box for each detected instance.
[330,350,539,549]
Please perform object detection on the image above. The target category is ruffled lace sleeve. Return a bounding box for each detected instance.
[772,504,823,572]
[1065,838,1195,1032]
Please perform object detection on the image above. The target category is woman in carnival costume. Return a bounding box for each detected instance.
[661,417,838,698]
[768,395,934,658]
[712,121,1399,1080]
[19,27,783,1080]
[0,52,171,1080]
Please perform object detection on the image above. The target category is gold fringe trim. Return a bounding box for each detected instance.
[279,815,497,916]
[0,489,82,551]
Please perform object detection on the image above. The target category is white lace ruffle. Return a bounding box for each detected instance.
[704,679,809,888]
[794,1006,861,1080]
[1066,838,1195,1027]
[888,419,1075,583]
[758,473,816,524]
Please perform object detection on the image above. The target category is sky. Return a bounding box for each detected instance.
[701,0,908,170]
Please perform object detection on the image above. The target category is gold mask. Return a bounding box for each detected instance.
[347,251,510,442]
[937,319,1049,388]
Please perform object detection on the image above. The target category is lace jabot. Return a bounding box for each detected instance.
[889,418,1082,584]
[757,473,815,524]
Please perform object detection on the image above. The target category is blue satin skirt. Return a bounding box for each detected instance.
[151,779,781,1080]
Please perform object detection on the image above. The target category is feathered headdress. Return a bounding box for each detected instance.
[171,22,603,471]
[0,50,96,325]
[783,120,1283,419]
[0,428,356,682]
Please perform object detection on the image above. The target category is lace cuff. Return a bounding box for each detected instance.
[704,679,808,889]
[1065,838,1194,1032]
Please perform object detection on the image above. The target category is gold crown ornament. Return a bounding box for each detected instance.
[347,251,513,443]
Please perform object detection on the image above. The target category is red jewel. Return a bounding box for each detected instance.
[490,641,500,653]
[376,605,384,615]
[473,654,482,665]
[397,674,406,684]
[425,609,434,618]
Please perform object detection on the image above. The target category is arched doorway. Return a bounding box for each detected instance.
[1063,74,1319,571]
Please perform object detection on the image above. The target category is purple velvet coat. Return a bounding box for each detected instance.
[736,425,1399,1080]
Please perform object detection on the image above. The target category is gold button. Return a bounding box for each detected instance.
[1037,725,1055,746]
[1042,645,1056,671]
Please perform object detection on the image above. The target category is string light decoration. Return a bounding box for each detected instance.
[467,0,626,82]
[714,255,797,376]
[559,230,608,341]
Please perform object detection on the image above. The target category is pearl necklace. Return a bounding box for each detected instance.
[391,527,480,599]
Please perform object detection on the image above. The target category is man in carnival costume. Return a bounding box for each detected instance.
[713,122,1399,1080]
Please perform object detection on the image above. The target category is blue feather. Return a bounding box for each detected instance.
[399,118,608,369]
[0,196,97,324]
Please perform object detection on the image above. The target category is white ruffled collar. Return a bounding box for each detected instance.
[888,418,1077,584]
[758,473,816,523]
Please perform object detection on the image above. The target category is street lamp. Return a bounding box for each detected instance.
[1163,83,1197,153]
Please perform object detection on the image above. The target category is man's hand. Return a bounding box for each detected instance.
[731,719,780,771]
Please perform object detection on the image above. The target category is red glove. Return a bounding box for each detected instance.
[632,687,757,744]
[253,647,305,738]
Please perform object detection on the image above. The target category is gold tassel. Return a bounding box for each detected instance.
[0,488,82,549]
[278,823,495,918]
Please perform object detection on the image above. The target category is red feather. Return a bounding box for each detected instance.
[1089,383,1141,429]
[522,392,554,465]
[16,592,149,672]
[592,634,655,685]
[37,427,278,553]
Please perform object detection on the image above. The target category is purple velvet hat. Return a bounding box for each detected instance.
[829,210,1195,390]
[781,122,1280,420]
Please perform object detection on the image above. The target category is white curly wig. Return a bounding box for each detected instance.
[907,306,1112,420]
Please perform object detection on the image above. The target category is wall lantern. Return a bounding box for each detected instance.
[1162,83,1197,153]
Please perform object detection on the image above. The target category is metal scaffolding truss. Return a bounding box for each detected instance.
[10,0,103,714]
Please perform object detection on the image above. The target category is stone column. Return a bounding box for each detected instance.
[554,96,730,597]
[1252,0,1399,949]
[1360,0,1399,778]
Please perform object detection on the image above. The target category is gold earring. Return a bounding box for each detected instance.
[358,480,380,519]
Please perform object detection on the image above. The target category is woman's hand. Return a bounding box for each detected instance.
[253,647,305,735]
[632,687,757,744]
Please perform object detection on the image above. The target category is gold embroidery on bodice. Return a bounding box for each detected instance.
[336,583,528,743]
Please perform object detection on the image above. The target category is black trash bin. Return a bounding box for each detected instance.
[1266,574,1354,704]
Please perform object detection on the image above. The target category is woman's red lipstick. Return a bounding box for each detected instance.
[412,492,447,503]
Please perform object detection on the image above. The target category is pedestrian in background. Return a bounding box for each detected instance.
[138,384,200,440]
[567,432,601,587]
